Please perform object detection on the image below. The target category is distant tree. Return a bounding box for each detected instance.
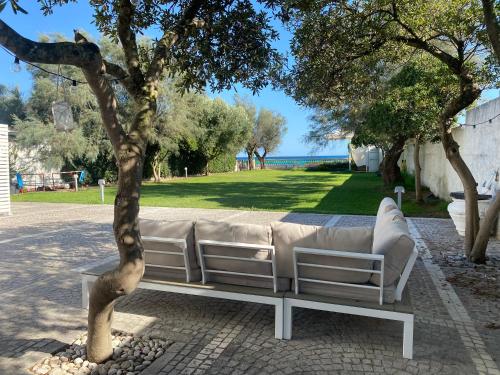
[149,80,202,181]
[193,97,252,175]
[0,84,25,124]
[254,109,287,169]
[234,95,258,170]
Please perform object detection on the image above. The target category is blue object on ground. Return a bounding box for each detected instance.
[16,173,24,189]
[79,170,85,183]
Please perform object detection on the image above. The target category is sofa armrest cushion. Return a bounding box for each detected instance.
[271,222,374,283]
[370,209,415,286]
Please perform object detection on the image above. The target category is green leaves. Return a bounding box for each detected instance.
[0,0,28,14]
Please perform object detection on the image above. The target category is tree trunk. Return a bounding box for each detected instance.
[482,0,500,62]
[381,137,406,185]
[86,150,145,363]
[470,194,500,263]
[82,70,151,364]
[247,150,255,170]
[258,157,265,169]
[205,162,210,176]
[414,137,423,203]
[152,158,161,183]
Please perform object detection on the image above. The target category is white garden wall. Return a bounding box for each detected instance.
[0,124,10,215]
[402,97,500,200]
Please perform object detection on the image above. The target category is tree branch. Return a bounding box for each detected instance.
[103,59,137,95]
[0,19,127,152]
[0,19,101,69]
[482,0,500,62]
[117,0,145,96]
[146,0,205,82]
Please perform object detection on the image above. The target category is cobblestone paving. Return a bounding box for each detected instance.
[0,202,498,375]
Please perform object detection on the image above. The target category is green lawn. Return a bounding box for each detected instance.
[12,170,449,217]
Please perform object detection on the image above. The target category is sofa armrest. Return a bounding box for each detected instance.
[394,246,418,301]
[293,247,385,305]
[197,240,278,293]
[142,236,190,282]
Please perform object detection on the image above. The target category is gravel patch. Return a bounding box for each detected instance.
[29,331,171,375]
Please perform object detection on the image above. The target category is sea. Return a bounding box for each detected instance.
[236,155,348,168]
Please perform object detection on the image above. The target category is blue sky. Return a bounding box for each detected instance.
[0,2,497,156]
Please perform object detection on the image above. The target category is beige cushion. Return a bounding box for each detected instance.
[140,219,199,281]
[292,280,397,303]
[271,222,374,283]
[195,220,278,289]
[371,209,414,286]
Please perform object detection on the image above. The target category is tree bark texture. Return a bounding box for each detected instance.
[414,138,423,203]
[381,137,406,185]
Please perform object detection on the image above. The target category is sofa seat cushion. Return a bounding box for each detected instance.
[371,209,414,286]
[140,219,199,281]
[208,275,290,291]
[290,280,397,304]
[195,220,278,289]
[271,222,374,283]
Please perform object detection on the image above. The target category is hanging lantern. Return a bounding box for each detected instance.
[51,100,75,132]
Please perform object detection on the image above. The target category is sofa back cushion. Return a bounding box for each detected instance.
[271,222,374,283]
[370,209,414,286]
[140,219,199,281]
[194,220,285,289]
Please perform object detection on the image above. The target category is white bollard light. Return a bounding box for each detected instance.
[184,167,188,178]
[73,174,78,192]
[98,179,105,204]
[394,186,405,210]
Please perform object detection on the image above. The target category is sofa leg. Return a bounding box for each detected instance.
[403,316,414,359]
[275,300,284,339]
[283,300,292,340]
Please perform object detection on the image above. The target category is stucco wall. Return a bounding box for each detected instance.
[402,97,500,201]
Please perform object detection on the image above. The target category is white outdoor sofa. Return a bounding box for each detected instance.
[81,197,418,358]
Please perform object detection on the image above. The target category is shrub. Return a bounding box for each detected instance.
[306,161,350,172]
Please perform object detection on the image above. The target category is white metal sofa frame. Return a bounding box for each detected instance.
[283,246,419,359]
[81,239,418,358]
[81,238,284,339]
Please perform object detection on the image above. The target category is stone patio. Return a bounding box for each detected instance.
[0,202,499,375]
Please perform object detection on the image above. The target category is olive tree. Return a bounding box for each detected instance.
[192,97,252,175]
[0,0,282,362]
[253,108,287,169]
[286,0,499,262]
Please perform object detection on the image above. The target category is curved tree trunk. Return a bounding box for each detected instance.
[254,150,266,169]
[82,70,150,363]
[152,156,161,183]
[470,194,500,263]
[414,137,423,203]
[438,70,482,257]
[381,137,406,185]
[86,153,145,363]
